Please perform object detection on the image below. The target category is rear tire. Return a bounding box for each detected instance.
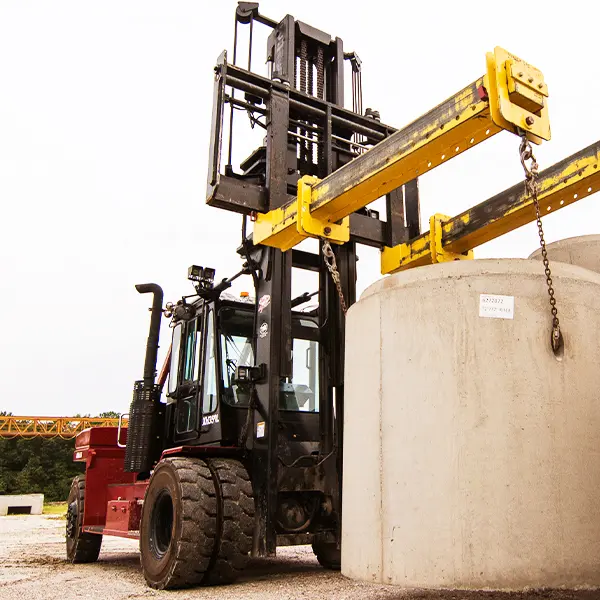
[312,541,341,570]
[139,457,217,590]
[204,458,255,585]
[66,475,102,563]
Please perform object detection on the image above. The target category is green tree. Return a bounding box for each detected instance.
[0,437,84,501]
[0,410,122,501]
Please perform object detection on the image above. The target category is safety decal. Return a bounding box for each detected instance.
[258,294,271,313]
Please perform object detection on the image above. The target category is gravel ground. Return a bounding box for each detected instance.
[1,515,599,600]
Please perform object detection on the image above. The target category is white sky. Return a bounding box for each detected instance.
[1,1,598,416]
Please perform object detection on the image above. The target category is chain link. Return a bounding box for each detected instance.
[322,240,348,316]
[518,133,563,353]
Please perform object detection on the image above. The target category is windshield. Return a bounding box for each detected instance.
[221,331,254,406]
[218,306,319,412]
[284,337,319,412]
[219,307,254,407]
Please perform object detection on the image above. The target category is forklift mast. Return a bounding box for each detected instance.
[206,2,423,555]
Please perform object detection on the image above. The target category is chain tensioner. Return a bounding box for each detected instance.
[518,133,563,354]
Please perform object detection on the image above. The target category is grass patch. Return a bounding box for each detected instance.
[43,502,67,516]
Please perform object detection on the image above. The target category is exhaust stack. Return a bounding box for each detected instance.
[124,284,164,473]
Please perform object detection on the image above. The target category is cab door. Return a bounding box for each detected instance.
[166,305,221,445]
[168,316,201,443]
[196,306,221,444]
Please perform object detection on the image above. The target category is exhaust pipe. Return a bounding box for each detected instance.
[135,283,164,387]
[124,284,164,473]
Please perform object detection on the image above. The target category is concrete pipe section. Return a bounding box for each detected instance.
[529,234,600,273]
[342,259,600,590]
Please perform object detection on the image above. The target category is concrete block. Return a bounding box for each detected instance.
[0,494,44,516]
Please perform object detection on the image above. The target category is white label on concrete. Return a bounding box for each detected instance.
[256,421,265,438]
[479,294,514,319]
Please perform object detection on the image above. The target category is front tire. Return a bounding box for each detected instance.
[66,475,102,563]
[204,458,255,584]
[139,457,217,590]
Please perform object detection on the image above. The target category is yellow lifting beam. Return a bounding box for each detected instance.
[253,47,550,252]
[381,140,600,274]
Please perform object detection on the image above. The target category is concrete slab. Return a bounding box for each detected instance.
[0,494,44,516]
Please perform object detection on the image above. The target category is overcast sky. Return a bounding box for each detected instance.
[1,1,598,416]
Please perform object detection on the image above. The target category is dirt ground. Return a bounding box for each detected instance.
[1,515,599,600]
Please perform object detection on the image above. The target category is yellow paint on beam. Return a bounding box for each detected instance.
[254,47,550,252]
[382,146,600,274]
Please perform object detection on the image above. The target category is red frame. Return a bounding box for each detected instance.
[74,427,142,536]
[74,427,242,539]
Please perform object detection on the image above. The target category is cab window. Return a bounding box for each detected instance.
[176,318,201,434]
[167,323,182,396]
[219,307,254,407]
[202,309,218,414]
[183,320,197,381]
[280,337,319,412]
[217,306,320,412]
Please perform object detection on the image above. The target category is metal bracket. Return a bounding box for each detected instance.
[296,176,349,245]
[117,413,129,448]
[428,214,473,264]
[485,46,550,144]
[380,213,473,275]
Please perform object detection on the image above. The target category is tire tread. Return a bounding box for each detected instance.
[204,458,255,585]
[66,475,102,564]
[141,457,217,590]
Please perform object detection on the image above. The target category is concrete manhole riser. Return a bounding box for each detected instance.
[342,259,600,590]
[529,234,600,274]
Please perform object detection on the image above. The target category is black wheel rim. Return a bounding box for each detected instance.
[150,490,173,559]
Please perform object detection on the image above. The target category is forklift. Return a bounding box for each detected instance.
[66,1,557,590]
[66,3,387,589]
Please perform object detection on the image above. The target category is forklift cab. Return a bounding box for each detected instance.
[164,297,320,447]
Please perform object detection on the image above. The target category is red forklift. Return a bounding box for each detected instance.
[66,2,411,589]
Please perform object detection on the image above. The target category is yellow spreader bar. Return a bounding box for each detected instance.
[381,141,600,274]
[253,47,550,252]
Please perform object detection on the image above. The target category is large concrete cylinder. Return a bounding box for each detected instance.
[529,234,600,273]
[342,259,600,590]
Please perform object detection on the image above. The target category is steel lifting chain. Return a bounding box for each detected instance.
[322,240,348,316]
[518,133,563,353]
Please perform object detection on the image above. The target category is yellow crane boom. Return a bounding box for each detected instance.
[0,416,127,439]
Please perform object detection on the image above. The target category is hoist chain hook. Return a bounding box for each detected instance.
[518,133,563,355]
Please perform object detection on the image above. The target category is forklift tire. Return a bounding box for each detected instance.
[139,457,217,590]
[312,541,341,570]
[66,475,102,563]
[204,458,255,585]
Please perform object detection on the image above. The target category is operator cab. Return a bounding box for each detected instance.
[164,288,320,448]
